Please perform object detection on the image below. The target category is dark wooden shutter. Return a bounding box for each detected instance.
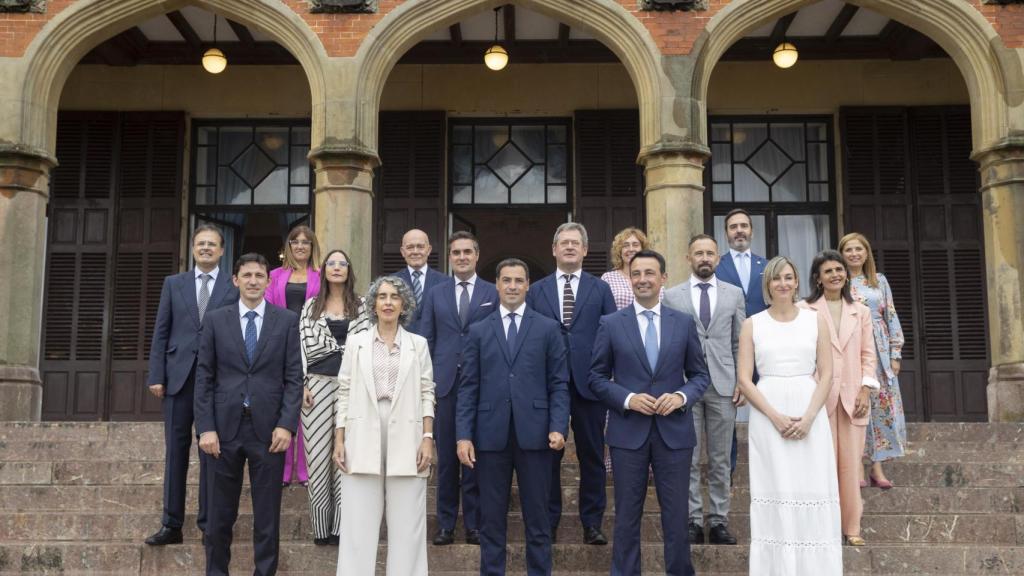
[42,113,118,420]
[42,112,184,421]
[841,106,987,422]
[374,111,446,277]
[574,110,645,276]
[108,112,184,421]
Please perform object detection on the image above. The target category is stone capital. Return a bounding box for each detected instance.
[0,143,57,200]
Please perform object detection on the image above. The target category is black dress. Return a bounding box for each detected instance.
[308,317,349,376]
[285,282,307,314]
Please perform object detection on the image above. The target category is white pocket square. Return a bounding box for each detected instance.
[480,302,494,307]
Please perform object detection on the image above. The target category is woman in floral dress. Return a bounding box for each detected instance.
[839,232,907,488]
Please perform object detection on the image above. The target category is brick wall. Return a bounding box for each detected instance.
[0,0,1022,59]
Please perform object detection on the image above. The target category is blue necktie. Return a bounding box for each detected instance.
[698,283,712,330]
[642,310,658,372]
[244,310,258,364]
[412,270,423,304]
[506,312,518,356]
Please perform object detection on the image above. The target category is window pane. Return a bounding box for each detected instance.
[547,125,566,144]
[809,183,829,202]
[290,186,309,205]
[808,143,829,182]
[256,127,289,164]
[512,126,545,163]
[475,125,508,162]
[548,185,567,204]
[196,146,216,185]
[195,186,215,205]
[218,167,250,205]
[770,123,805,161]
[198,126,216,146]
[290,147,310,185]
[747,140,791,185]
[548,145,567,184]
[778,214,830,297]
[807,123,827,142]
[453,185,472,204]
[474,167,506,203]
[452,125,472,144]
[773,164,807,202]
[231,145,276,188]
[291,127,311,147]
[733,123,767,161]
[452,145,473,184]
[713,183,732,202]
[712,144,732,182]
[511,166,545,204]
[254,166,288,205]
[734,164,770,202]
[713,214,767,256]
[711,123,730,142]
[488,144,530,186]
[219,127,251,163]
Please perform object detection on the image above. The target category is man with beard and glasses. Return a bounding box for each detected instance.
[664,235,746,546]
[716,209,768,477]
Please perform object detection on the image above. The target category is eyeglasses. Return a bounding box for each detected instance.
[289,239,312,247]
[326,260,350,268]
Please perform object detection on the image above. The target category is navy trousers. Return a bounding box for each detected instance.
[162,373,208,532]
[477,421,554,576]
[204,416,285,576]
[549,380,607,531]
[610,425,695,576]
[435,390,480,532]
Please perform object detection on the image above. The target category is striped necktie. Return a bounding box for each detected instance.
[561,274,575,327]
[412,270,423,304]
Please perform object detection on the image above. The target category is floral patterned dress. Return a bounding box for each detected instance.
[849,273,907,462]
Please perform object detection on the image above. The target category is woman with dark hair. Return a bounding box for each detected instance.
[334,276,435,575]
[839,232,906,489]
[299,249,369,545]
[800,250,879,546]
[267,224,322,486]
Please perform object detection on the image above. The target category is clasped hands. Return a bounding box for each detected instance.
[770,413,813,441]
[456,432,565,469]
[199,427,292,459]
[628,392,684,415]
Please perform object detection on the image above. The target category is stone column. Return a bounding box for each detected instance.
[640,147,709,284]
[0,145,55,421]
[976,145,1024,422]
[309,146,379,294]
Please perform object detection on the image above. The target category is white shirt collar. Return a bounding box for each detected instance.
[373,325,403,349]
[238,298,266,319]
[408,265,428,277]
[556,268,581,280]
[196,266,220,281]
[730,249,751,260]
[690,274,717,289]
[455,273,478,286]
[633,300,662,317]
[500,302,527,318]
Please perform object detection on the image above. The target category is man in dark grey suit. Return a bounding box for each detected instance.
[663,234,745,546]
[195,253,303,576]
[145,224,238,546]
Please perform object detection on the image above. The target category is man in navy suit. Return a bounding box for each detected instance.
[393,228,448,335]
[195,253,303,576]
[457,258,570,576]
[145,225,239,546]
[590,249,711,576]
[421,231,498,546]
[714,208,768,475]
[526,222,616,545]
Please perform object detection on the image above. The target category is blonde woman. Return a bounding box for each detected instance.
[601,227,660,310]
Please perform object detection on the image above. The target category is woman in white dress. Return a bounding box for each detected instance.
[737,256,843,575]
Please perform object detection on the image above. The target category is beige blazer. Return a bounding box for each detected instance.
[801,298,878,425]
[335,326,436,477]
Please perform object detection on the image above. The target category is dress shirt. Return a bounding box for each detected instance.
[555,268,581,320]
[238,299,266,341]
[455,273,478,310]
[372,326,402,401]
[195,266,220,301]
[500,303,526,335]
[407,265,429,279]
[623,301,687,410]
[689,274,718,323]
[729,249,752,291]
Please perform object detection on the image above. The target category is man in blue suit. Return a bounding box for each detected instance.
[145,225,238,546]
[421,231,498,546]
[457,258,570,576]
[714,208,768,476]
[195,253,303,576]
[526,222,616,545]
[590,249,711,576]
[393,228,448,335]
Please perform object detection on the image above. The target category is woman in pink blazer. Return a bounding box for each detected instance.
[800,250,879,546]
[267,225,322,486]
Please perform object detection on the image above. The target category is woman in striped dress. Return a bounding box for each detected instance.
[299,249,369,544]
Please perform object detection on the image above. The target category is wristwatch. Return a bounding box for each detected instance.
[422,432,434,439]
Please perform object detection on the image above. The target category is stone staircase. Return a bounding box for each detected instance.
[0,421,1021,575]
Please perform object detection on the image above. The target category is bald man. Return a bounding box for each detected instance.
[393,228,450,335]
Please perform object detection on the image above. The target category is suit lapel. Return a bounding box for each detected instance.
[444,282,461,327]
[838,300,858,350]
[808,298,841,351]
[358,335,378,406]
[623,310,653,376]
[227,306,250,366]
[250,305,278,367]
[571,274,593,327]
[178,272,202,328]
[510,310,535,364]
[544,275,560,320]
[718,254,742,295]
[490,314,513,366]
[709,282,729,330]
[393,329,415,400]
[654,309,675,378]
[209,271,233,308]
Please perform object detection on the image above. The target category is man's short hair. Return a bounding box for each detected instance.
[448,230,480,253]
[495,257,530,280]
[191,223,225,246]
[552,222,589,247]
[629,249,666,274]
[688,233,717,248]
[723,208,752,229]
[233,252,269,276]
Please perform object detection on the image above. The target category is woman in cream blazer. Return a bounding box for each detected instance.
[801,250,879,547]
[333,276,435,576]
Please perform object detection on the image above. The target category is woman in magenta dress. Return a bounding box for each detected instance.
[267,224,322,486]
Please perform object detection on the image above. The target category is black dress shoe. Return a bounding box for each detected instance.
[329,534,340,546]
[708,524,737,545]
[583,526,608,546]
[465,529,481,545]
[432,528,455,546]
[687,522,704,545]
[145,526,183,546]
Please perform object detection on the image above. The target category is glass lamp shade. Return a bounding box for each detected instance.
[772,42,798,69]
[484,45,509,71]
[202,48,228,74]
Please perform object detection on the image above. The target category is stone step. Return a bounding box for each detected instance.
[3,484,1021,517]
[0,542,1019,575]
[3,510,1020,546]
